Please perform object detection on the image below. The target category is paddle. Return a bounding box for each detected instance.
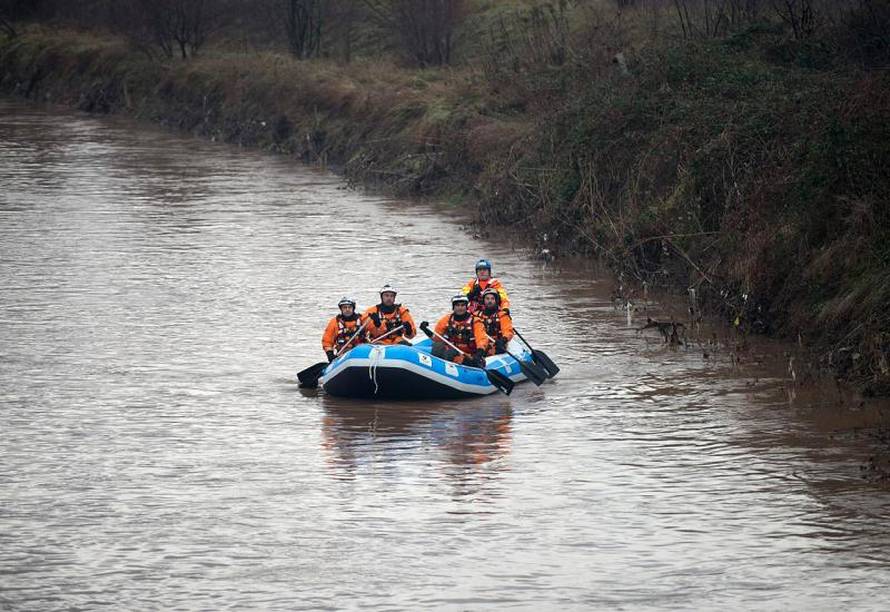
[512,328,560,378]
[297,321,368,388]
[479,329,547,386]
[419,322,514,395]
[367,324,405,344]
[297,362,327,388]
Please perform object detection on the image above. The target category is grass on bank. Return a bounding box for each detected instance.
[1,2,889,392]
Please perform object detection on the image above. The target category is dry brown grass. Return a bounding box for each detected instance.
[4,8,889,392]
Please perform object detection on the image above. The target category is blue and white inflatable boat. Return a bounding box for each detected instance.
[320,338,535,399]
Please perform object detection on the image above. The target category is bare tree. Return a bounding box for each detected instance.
[129,0,225,59]
[364,0,466,66]
[327,0,362,63]
[0,12,14,36]
[0,0,48,36]
[672,0,764,38]
[282,0,323,59]
[771,0,822,38]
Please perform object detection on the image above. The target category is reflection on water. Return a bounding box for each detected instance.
[3,98,890,610]
[322,400,512,473]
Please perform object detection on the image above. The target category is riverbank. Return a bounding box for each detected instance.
[1,21,888,394]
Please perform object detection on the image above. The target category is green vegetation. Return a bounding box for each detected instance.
[1,1,889,393]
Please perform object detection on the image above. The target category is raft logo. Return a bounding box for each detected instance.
[445,363,459,377]
[418,353,433,367]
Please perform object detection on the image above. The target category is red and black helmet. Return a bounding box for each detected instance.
[481,288,501,305]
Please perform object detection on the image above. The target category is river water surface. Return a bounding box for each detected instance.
[2,98,890,610]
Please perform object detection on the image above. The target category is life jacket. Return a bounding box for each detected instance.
[463,277,510,312]
[476,308,514,355]
[364,303,415,345]
[334,315,364,350]
[478,309,503,338]
[375,304,404,333]
[445,313,477,353]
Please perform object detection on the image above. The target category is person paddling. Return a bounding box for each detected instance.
[321,297,366,362]
[461,258,510,314]
[475,288,514,356]
[362,284,416,346]
[425,295,488,367]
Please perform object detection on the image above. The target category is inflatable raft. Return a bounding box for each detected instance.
[320,338,535,400]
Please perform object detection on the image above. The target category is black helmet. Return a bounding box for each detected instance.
[451,294,470,307]
[338,297,356,308]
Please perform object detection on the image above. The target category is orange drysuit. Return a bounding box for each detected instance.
[322,315,366,354]
[362,304,416,345]
[476,308,514,356]
[461,277,510,313]
[433,313,488,361]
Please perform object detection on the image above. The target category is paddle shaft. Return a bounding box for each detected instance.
[300,323,404,388]
[422,324,513,394]
[472,318,508,349]
[424,325,470,356]
[334,321,368,357]
[474,319,519,360]
[299,320,367,387]
[480,330,546,384]
[480,331,518,359]
[511,327,559,377]
[512,328,533,350]
[368,324,405,345]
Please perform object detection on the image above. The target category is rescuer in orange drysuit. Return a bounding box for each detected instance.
[321,297,367,362]
[475,288,515,356]
[362,284,416,346]
[461,258,510,314]
[425,294,488,367]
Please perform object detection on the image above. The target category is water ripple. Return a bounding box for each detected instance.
[2,99,890,610]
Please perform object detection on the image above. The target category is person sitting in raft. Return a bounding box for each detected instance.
[425,294,488,367]
[476,288,514,356]
[362,284,416,346]
[322,297,367,362]
[461,258,510,314]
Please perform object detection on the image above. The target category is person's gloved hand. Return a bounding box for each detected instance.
[326,350,336,363]
[495,338,507,354]
[473,349,486,365]
[419,321,432,337]
[402,322,413,336]
[369,312,381,327]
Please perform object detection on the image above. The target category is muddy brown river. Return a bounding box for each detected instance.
[2,98,890,609]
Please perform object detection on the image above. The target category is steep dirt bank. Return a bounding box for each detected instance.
[1,26,888,394]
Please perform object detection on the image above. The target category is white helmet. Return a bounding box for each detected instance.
[337,297,356,308]
[379,284,398,296]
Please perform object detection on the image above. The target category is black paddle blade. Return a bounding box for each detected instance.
[505,350,547,386]
[516,358,548,386]
[532,349,560,378]
[511,328,559,378]
[297,361,328,387]
[485,368,514,395]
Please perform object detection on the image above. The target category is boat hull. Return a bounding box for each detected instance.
[320,339,532,400]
